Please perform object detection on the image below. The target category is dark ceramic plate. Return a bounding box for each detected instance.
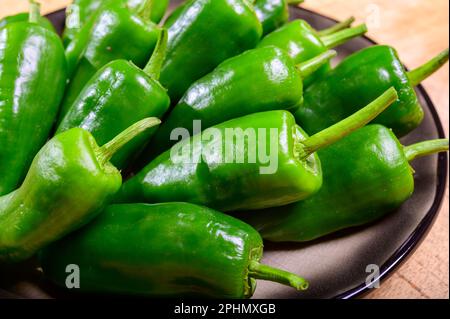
[0,1,447,299]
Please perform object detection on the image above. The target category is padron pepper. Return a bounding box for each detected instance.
[160,0,263,103]
[57,29,170,169]
[59,0,161,123]
[254,0,302,35]
[116,88,398,211]
[254,0,354,36]
[40,203,309,298]
[0,118,160,263]
[238,125,449,242]
[145,46,337,160]
[258,20,368,86]
[63,0,169,46]
[0,2,67,196]
[296,45,450,137]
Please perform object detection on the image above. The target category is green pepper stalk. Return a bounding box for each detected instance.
[238,126,449,242]
[0,0,67,196]
[59,0,161,124]
[0,118,160,263]
[407,48,450,87]
[142,47,336,163]
[320,24,368,48]
[40,203,308,298]
[0,6,56,32]
[258,20,368,86]
[117,88,398,212]
[57,29,170,169]
[317,16,356,36]
[63,0,169,47]
[160,0,263,104]
[296,45,449,137]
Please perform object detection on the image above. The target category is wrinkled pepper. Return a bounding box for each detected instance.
[63,0,168,46]
[0,118,160,263]
[145,46,336,159]
[160,0,263,103]
[238,125,449,242]
[296,45,450,137]
[59,0,160,123]
[40,203,308,298]
[57,29,170,169]
[258,19,368,86]
[0,2,67,196]
[116,88,398,211]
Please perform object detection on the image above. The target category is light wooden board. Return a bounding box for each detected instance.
[1,0,448,299]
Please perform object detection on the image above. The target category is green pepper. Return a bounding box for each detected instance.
[238,125,449,242]
[160,0,263,103]
[63,0,168,47]
[258,19,368,86]
[254,0,355,36]
[59,0,160,123]
[144,47,336,160]
[56,29,170,169]
[0,2,67,196]
[0,12,56,33]
[296,45,449,137]
[0,118,160,263]
[40,203,308,298]
[116,88,398,211]
[146,0,170,23]
[254,0,301,35]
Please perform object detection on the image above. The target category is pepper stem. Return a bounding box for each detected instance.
[248,261,309,291]
[98,118,161,165]
[143,28,168,80]
[298,87,398,159]
[137,0,153,21]
[29,0,41,23]
[320,24,368,49]
[287,0,305,5]
[317,16,355,36]
[297,50,337,79]
[404,139,449,162]
[407,49,449,87]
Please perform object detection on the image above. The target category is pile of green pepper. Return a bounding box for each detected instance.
[0,0,448,299]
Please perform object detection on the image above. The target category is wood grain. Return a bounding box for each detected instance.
[1,0,448,299]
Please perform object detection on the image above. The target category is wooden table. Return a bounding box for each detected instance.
[1,0,448,299]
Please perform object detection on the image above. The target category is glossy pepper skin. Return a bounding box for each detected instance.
[0,118,160,263]
[238,125,449,242]
[40,203,309,298]
[160,0,263,103]
[296,45,449,137]
[0,12,56,33]
[63,0,168,46]
[0,5,67,196]
[57,30,170,169]
[60,0,160,123]
[144,46,335,159]
[258,19,367,86]
[118,111,322,211]
[254,0,301,35]
[117,89,397,211]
